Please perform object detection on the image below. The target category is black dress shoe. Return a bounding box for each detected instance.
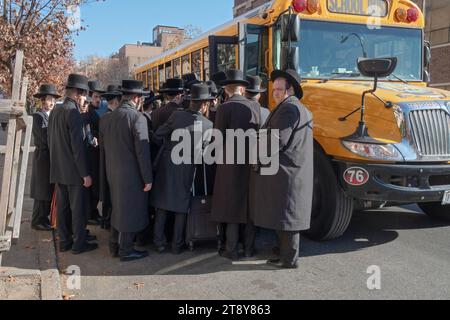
[120,250,149,262]
[59,243,73,253]
[266,259,299,269]
[155,246,168,254]
[32,223,53,231]
[220,250,240,261]
[87,218,101,226]
[72,242,99,255]
[86,234,97,242]
[172,247,185,255]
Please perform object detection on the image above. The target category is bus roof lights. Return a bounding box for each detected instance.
[292,0,318,14]
[407,8,419,23]
[292,0,307,13]
[395,8,408,23]
[307,0,319,14]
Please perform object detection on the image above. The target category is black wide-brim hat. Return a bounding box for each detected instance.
[271,69,304,100]
[185,83,216,101]
[221,69,249,87]
[121,80,149,96]
[101,85,122,100]
[88,80,106,94]
[66,74,90,92]
[246,75,267,93]
[34,84,61,99]
[159,78,184,94]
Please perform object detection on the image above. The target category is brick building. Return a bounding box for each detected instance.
[118,43,163,76]
[152,25,186,51]
[233,0,450,91]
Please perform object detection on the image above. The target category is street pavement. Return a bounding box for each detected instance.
[1,128,450,300]
[58,205,450,300]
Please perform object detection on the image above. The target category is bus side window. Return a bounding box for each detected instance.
[203,47,210,81]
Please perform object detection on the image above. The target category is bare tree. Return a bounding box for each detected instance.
[165,24,203,51]
[0,0,104,98]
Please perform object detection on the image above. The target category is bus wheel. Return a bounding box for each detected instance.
[418,203,450,221]
[304,148,354,241]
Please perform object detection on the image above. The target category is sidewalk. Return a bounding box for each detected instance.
[0,128,61,300]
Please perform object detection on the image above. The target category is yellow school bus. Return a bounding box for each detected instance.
[135,0,450,240]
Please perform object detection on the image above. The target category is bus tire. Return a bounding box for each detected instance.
[304,148,354,241]
[418,202,450,221]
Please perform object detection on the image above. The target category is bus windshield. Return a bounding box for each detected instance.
[295,20,423,81]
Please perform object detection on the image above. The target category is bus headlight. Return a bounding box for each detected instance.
[342,141,404,161]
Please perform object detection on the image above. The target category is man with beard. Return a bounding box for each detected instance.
[249,69,313,269]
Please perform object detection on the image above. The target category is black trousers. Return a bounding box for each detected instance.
[153,209,186,250]
[56,184,89,251]
[275,231,300,266]
[32,200,51,227]
[110,227,136,256]
[225,220,256,255]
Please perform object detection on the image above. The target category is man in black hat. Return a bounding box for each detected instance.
[85,80,106,226]
[206,81,220,124]
[102,80,153,262]
[30,84,61,231]
[245,75,270,125]
[249,69,313,269]
[150,82,214,254]
[152,78,184,131]
[48,74,97,255]
[210,69,262,261]
[98,85,122,230]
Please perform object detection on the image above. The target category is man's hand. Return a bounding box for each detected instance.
[83,176,93,188]
[143,184,152,192]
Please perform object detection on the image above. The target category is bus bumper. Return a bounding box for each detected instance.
[334,161,450,203]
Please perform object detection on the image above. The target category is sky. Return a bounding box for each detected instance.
[73,0,235,60]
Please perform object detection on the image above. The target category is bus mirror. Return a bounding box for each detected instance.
[357,57,397,78]
[424,43,431,69]
[281,47,300,71]
[280,14,300,42]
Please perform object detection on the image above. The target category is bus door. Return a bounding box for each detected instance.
[239,23,270,106]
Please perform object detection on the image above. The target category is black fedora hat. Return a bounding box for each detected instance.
[88,80,106,94]
[221,69,249,87]
[34,84,61,99]
[66,74,90,91]
[144,91,162,106]
[206,81,219,97]
[121,80,149,96]
[159,78,184,94]
[101,85,122,100]
[185,83,216,101]
[211,71,226,87]
[270,69,304,100]
[246,76,267,93]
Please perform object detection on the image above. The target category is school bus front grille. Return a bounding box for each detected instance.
[409,109,450,157]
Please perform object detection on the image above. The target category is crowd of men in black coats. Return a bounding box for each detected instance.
[29,67,313,269]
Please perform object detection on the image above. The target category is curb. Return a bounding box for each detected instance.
[37,231,62,300]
